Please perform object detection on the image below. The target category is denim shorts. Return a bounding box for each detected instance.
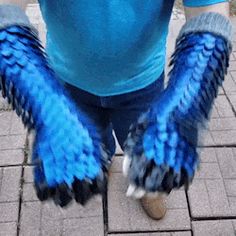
[65,72,164,157]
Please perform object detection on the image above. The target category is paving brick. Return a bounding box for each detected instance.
[233,148,236,156]
[229,61,236,72]
[201,132,215,146]
[0,149,24,166]
[41,199,103,235]
[225,179,236,196]
[166,190,188,209]
[108,172,190,232]
[194,163,222,179]
[232,220,236,232]
[0,168,2,186]
[228,94,236,111]
[171,233,191,236]
[0,112,11,136]
[108,172,127,192]
[41,216,63,236]
[230,71,236,82]
[0,112,26,147]
[188,180,212,217]
[233,52,236,60]
[192,220,235,236]
[110,156,123,173]
[216,148,236,179]
[188,147,236,218]
[208,117,236,131]
[188,178,232,217]
[0,97,11,111]
[0,202,19,222]
[210,106,219,118]
[23,166,33,183]
[22,183,38,202]
[10,112,27,135]
[0,222,17,236]
[20,201,41,236]
[26,132,34,164]
[200,94,236,147]
[210,130,236,146]
[0,167,21,202]
[20,196,104,236]
[63,217,103,236]
[230,52,236,61]
[110,232,191,236]
[110,234,171,236]
[198,148,217,163]
[223,73,236,95]
[228,196,236,214]
[205,179,231,216]
[211,95,234,118]
[0,135,26,150]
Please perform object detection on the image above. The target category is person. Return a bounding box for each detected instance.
[0,0,232,220]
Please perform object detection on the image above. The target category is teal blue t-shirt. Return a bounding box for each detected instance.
[38,0,228,96]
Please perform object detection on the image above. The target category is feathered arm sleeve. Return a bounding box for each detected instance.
[0,5,109,206]
[123,12,233,196]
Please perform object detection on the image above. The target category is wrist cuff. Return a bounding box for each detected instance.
[178,12,233,43]
[0,4,31,29]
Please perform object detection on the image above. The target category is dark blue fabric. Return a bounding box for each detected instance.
[65,73,165,157]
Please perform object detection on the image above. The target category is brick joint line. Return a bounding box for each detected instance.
[102,185,109,236]
[16,167,24,236]
[16,137,28,236]
[191,215,236,221]
[223,87,236,117]
[185,189,194,235]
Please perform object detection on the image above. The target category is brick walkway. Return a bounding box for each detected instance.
[0,4,236,236]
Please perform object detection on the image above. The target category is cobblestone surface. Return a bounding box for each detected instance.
[108,157,191,233]
[188,148,236,218]
[0,3,235,236]
[20,197,104,236]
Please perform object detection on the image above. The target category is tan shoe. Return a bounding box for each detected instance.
[140,194,167,220]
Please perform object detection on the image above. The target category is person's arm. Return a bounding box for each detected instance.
[0,0,29,10]
[123,1,233,197]
[0,0,108,207]
[184,1,229,20]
